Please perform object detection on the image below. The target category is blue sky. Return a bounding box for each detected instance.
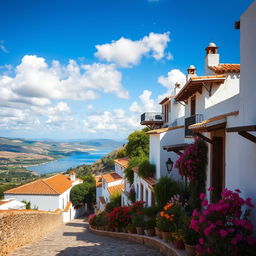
[0,0,253,140]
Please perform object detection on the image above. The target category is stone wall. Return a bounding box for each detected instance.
[0,209,62,255]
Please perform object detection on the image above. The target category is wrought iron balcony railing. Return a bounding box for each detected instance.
[185,114,203,137]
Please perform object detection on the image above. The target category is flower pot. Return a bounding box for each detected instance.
[136,227,144,235]
[145,229,155,236]
[173,239,185,250]
[185,244,196,256]
[161,231,170,242]
[155,228,162,239]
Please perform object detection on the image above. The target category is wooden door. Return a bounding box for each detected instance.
[211,135,225,202]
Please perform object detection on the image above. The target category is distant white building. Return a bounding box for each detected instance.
[4,172,84,222]
[0,198,25,210]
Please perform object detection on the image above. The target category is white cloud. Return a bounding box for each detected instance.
[129,90,160,113]
[95,32,171,67]
[129,69,186,115]
[83,109,139,134]
[158,69,186,95]
[0,40,9,53]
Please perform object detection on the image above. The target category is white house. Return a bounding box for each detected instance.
[224,0,256,226]
[0,198,25,210]
[4,172,83,222]
[133,167,157,207]
[173,43,240,201]
[95,171,124,211]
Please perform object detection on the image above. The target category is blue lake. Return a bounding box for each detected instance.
[26,149,112,175]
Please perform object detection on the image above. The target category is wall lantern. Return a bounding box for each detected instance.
[166,158,174,174]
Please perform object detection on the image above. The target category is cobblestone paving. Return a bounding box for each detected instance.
[8,219,162,256]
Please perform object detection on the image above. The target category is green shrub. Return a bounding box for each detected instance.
[156,212,171,232]
[96,212,108,226]
[110,192,121,207]
[132,213,144,227]
[154,177,182,208]
[144,218,156,229]
[138,160,155,178]
[142,206,161,218]
[124,156,148,185]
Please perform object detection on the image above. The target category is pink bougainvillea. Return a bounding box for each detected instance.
[190,188,256,256]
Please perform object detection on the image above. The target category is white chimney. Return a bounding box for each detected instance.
[70,171,76,182]
[187,65,197,82]
[204,42,220,75]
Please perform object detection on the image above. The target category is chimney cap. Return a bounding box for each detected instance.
[208,42,217,47]
[188,65,196,70]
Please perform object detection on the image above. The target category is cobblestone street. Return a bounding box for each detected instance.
[8,219,162,256]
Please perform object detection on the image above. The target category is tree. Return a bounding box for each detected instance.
[70,183,89,206]
[125,130,149,158]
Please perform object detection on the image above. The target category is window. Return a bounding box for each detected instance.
[140,184,144,201]
[145,189,148,207]
[190,96,196,116]
[163,103,170,123]
[137,184,139,199]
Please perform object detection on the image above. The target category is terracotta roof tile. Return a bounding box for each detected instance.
[4,174,73,195]
[159,95,174,105]
[101,172,122,183]
[114,158,129,168]
[175,75,226,101]
[132,167,157,188]
[95,175,102,188]
[107,184,124,196]
[209,64,240,74]
[146,125,184,135]
[189,111,239,130]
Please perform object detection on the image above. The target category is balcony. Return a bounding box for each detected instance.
[185,114,203,137]
[140,112,163,128]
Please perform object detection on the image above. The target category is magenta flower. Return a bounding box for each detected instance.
[219,229,228,237]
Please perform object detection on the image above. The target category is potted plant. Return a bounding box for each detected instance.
[144,218,156,236]
[132,213,144,235]
[169,229,185,250]
[181,216,198,256]
[108,206,131,232]
[126,223,137,234]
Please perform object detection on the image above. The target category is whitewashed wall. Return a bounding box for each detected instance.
[134,173,153,207]
[229,1,256,226]
[115,163,124,177]
[101,179,123,203]
[4,194,59,211]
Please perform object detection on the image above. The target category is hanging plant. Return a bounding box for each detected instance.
[175,138,208,209]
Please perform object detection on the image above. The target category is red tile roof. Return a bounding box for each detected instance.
[209,64,240,74]
[107,184,124,195]
[114,158,129,168]
[189,111,239,131]
[175,75,226,101]
[101,172,122,183]
[146,125,184,135]
[4,174,74,195]
[95,175,102,188]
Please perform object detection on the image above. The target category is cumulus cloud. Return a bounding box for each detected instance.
[129,90,160,113]
[158,69,186,95]
[129,69,186,115]
[83,109,139,134]
[2,55,128,102]
[0,40,9,53]
[95,32,171,67]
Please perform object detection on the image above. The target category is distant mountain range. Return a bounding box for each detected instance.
[0,137,123,162]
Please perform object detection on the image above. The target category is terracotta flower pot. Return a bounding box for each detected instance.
[161,231,170,242]
[145,229,155,236]
[136,227,144,235]
[128,228,137,234]
[173,239,185,250]
[185,244,196,256]
[155,228,162,239]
